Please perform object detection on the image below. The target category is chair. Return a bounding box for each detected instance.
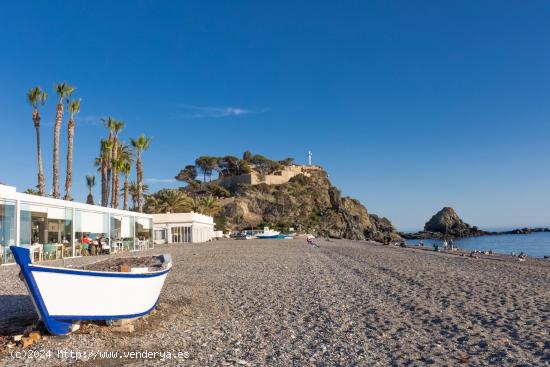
[63,244,72,258]
[29,244,43,262]
[43,244,57,260]
[122,239,133,252]
[112,240,123,253]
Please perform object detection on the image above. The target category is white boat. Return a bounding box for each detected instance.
[255,227,281,239]
[11,246,172,336]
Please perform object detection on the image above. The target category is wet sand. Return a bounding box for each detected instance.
[0,239,549,366]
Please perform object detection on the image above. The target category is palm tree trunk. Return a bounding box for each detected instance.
[52,102,63,198]
[64,119,75,200]
[137,156,143,213]
[101,164,109,206]
[110,138,118,208]
[33,110,46,196]
[123,176,129,210]
[112,170,119,209]
[106,131,113,206]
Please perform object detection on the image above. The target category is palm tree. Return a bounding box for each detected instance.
[130,134,152,213]
[116,142,133,210]
[110,120,125,208]
[101,116,116,204]
[27,86,47,196]
[23,188,40,195]
[120,161,132,210]
[189,195,221,216]
[94,139,113,206]
[144,189,191,214]
[128,181,149,211]
[64,98,81,201]
[199,195,221,216]
[85,175,96,204]
[52,82,74,198]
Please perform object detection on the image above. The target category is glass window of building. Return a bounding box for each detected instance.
[19,203,73,260]
[111,214,134,252]
[75,210,108,256]
[0,199,16,265]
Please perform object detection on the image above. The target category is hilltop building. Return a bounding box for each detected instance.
[217,164,322,188]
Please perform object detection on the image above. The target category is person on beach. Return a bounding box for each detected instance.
[81,233,93,255]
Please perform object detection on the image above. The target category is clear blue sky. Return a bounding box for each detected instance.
[1,1,549,230]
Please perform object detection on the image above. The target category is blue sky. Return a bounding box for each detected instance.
[1,1,549,230]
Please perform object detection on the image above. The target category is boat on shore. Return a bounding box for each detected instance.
[11,245,172,336]
[255,228,281,239]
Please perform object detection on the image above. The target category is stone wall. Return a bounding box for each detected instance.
[217,165,322,187]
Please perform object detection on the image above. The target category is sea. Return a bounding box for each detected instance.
[404,230,550,258]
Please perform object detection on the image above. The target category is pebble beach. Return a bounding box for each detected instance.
[0,239,549,366]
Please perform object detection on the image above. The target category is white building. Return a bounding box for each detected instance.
[152,212,214,244]
[0,184,153,265]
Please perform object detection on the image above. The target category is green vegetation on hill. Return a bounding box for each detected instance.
[174,151,295,185]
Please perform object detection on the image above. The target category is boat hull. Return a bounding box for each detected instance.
[11,246,171,335]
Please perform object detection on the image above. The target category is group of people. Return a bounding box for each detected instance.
[80,233,110,256]
[428,239,456,252]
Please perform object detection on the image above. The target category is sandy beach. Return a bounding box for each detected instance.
[0,239,549,366]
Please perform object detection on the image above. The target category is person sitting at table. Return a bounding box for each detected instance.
[98,235,110,254]
[81,233,93,255]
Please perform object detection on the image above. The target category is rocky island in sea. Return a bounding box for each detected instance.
[401,206,549,240]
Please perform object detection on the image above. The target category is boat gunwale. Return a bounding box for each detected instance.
[27,262,172,278]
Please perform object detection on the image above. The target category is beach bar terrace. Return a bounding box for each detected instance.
[0,184,153,265]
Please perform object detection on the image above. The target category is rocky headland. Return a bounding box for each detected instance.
[219,169,401,242]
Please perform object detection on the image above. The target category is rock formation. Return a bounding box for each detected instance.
[401,207,486,239]
[218,169,400,242]
[424,207,470,235]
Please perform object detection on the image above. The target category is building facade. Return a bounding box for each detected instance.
[0,185,153,265]
[152,212,214,244]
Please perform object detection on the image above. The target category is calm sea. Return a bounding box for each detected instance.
[405,232,550,258]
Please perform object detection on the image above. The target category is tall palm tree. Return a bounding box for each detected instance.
[85,175,96,204]
[130,134,152,213]
[94,139,113,206]
[110,120,125,208]
[52,82,74,198]
[64,98,81,201]
[116,142,133,210]
[101,116,116,205]
[120,161,132,210]
[128,181,149,211]
[27,86,47,196]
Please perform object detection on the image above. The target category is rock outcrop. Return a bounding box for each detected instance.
[218,169,400,242]
[424,207,471,235]
[401,207,486,239]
